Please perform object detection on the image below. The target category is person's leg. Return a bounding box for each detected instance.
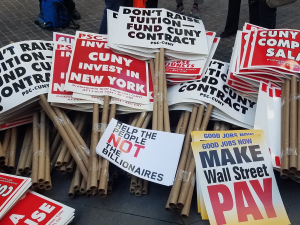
[221,0,241,38]
[259,0,276,29]
[190,0,202,18]
[248,0,260,26]
[99,0,124,34]
[63,0,80,20]
[175,0,184,14]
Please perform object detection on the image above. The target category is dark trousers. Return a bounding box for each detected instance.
[99,0,124,34]
[63,0,75,12]
[224,0,276,32]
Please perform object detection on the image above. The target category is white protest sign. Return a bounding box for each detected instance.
[167,59,257,128]
[191,135,290,225]
[0,41,53,114]
[254,82,281,169]
[96,118,184,185]
[115,7,208,56]
[107,10,155,60]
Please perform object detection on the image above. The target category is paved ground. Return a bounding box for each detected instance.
[1,0,300,224]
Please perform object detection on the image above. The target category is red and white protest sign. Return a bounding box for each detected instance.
[1,191,75,225]
[0,173,31,219]
[48,43,90,104]
[249,29,300,73]
[165,60,202,76]
[53,32,75,45]
[165,32,216,76]
[65,31,149,104]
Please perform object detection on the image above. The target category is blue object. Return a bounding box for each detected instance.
[37,0,70,30]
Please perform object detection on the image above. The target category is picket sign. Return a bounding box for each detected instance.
[115,7,208,60]
[107,10,155,60]
[191,129,279,169]
[0,173,31,219]
[191,135,290,225]
[72,66,154,111]
[96,119,184,185]
[254,82,281,169]
[48,43,91,104]
[1,191,75,225]
[0,41,53,114]
[165,32,216,76]
[167,59,257,128]
[64,31,150,104]
[249,29,300,73]
[53,32,75,45]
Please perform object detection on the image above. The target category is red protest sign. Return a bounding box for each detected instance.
[249,29,300,73]
[48,43,91,104]
[51,44,73,96]
[1,192,62,225]
[53,32,75,45]
[65,31,149,104]
[0,174,31,219]
[165,60,201,75]
[1,191,74,225]
[0,175,29,213]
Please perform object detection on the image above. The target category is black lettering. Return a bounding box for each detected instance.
[233,146,252,163]
[199,150,221,168]
[249,145,264,162]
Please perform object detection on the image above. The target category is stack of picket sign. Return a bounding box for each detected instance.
[227,22,300,182]
[2,9,298,222]
[190,129,290,224]
[228,23,299,95]
[0,173,75,224]
[0,173,31,220]
[0,40,54,128]
[108,7,209,61]
[167,59,257,129]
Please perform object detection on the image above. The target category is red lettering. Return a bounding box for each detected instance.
[119,140,132,153]
[207,184,233,225]
[108,133,121,147]
[250,178,276,218]
[133,144,145,157]
[234,181,263,222]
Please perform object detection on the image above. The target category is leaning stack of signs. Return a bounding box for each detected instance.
[1,191,75,224]
[167,59,257,129]
[228,23,299,95]
[191,130,290,224]
[0,173,31,219]
[166,33,220,86]
[48,32,94,112]
[109,7,209,61]
[0,40,53,129]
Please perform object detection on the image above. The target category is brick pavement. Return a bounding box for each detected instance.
[1,1,300,224]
